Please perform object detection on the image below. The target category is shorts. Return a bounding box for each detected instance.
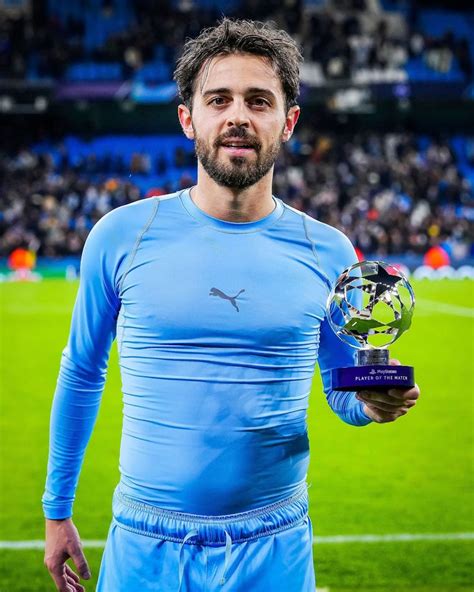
[96,484,316,591]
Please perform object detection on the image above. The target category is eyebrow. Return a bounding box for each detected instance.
[201,87,277,100]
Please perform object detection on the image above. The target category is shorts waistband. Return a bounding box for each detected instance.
[112,484,308,546]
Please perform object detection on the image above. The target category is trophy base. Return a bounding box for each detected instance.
[331,365,415,392]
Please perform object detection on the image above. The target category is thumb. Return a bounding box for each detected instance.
[70,545,91,580]
[389,358,401,366]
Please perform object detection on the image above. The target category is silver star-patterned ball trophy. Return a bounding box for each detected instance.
[326,261,415,391]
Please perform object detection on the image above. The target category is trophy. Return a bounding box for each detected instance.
[326,261,415,391]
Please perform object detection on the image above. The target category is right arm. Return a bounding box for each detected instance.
[43,215,121,590]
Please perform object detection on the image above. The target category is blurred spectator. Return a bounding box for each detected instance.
[1,131,472,259]
[0,2,472,82]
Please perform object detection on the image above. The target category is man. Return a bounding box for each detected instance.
[43,18,420,592]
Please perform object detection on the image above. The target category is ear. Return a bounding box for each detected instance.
[178,104,194,139]
[281,105,300,143]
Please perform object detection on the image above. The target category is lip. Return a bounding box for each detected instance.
[220,145,255,156]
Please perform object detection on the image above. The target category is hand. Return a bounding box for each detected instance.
[44,518,91,592]
[356,359,420,424]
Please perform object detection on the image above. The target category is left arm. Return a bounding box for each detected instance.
[318,315,373,426]
[310,220,420,425]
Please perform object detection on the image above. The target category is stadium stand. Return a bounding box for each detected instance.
[1,1,472,82]
[1,131,472,259]
[0,0,472,267]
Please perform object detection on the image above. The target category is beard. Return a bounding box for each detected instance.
[194,126,283,190]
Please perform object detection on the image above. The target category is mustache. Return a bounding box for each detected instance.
[213,128,261,151]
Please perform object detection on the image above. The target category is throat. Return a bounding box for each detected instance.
[189,186,276,223]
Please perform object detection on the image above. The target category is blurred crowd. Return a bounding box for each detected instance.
[1,151,141,257]
[1,0,472,81]
[300,10,472,81]
[1,131,472,260]
[275,131,473,260]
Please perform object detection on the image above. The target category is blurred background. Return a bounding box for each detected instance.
[0,0,473,276]
[0,0,472,591]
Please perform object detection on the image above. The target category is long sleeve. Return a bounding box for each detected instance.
[42,216,121,519]
[318,316,372,426]
[315,228,372,427]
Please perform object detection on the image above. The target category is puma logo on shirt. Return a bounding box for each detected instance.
[209,288,246,312]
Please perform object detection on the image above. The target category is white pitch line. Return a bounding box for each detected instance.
[313,532,474,544]
[417,299,474,318]
[0,539,106,550]
[1,533,473,550]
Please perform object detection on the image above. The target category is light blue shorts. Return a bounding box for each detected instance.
[97,485,316,591]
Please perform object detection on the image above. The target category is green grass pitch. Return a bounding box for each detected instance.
[0,278,473,591]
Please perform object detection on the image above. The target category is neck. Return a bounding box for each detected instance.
[190,165,275,222]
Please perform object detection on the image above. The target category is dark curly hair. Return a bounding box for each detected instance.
[174,18,303,112]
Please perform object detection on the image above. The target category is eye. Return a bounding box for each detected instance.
[250,97,270,108]
[209,97,227,106]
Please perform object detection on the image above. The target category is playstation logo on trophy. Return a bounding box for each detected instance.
[326,261,415,391]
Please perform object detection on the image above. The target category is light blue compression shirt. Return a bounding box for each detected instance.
[42,188,371,520]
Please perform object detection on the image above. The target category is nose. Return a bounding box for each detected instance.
[225,99,250,129]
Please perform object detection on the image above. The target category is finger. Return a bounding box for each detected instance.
[364,387,418,403]
[357,393,404,407]
[359,390,407,404]
[365,405,408,423]
[65,564,80,582]
[47,561,74,592]
[389,358,401,366]
[360,391,417,409]
[359,398,407,413]
[387,385,420,401]
[65,564,85,591]
[69,545,91,580]
[362,399,401,413]
[66,574,85,592]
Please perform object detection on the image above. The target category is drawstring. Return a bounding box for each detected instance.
[219,530,233,586]
[177,528,233,590]
[177,529,198,592]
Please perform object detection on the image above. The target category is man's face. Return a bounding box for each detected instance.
[179,53,299,190]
